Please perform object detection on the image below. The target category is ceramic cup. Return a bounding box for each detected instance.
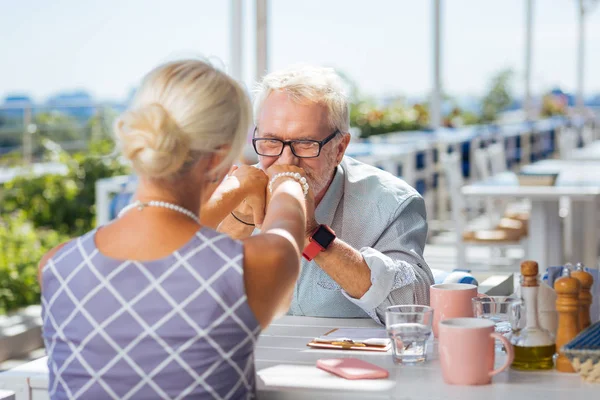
[439,318,514,385]
[430,283,478,337]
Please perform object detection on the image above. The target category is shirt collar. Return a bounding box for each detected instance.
[314,159,345,227]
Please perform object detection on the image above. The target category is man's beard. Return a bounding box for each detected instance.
[303,152,337,197]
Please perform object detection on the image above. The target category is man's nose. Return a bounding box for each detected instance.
[277,144,300,166]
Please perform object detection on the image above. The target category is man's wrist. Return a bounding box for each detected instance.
[305,222,319,247]
[302,224,336,261]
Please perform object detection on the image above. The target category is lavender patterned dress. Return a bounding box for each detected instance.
[41,227,261,399]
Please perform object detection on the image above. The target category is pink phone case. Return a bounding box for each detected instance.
[316,358,389,380]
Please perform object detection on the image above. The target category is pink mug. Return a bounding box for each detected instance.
[439,318,514,385]
[430,283,479,337]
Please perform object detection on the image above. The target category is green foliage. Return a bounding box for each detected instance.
[0,151,24,168]
[345,68,516,138]
[0,139,129,313]
[541,92,568,117]
[34,112,81,142]
[86,108,119,143]
[0,212,69,314]
[1,139,128,236]
[480,69,514,123]
[351,100,428,138]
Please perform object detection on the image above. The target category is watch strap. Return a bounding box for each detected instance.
[302,240,324,261]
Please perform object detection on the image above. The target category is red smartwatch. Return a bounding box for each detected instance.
[302,224,336,261]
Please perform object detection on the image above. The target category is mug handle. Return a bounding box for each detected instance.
[477,292,493,301]
[488,332,514,377]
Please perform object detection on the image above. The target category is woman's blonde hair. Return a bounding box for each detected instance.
[114,59,251,179]
[253,65,350,133]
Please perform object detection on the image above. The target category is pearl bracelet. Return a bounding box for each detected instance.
[268,172,309,197]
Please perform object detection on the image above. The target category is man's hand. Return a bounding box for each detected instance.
[265,165,317,244]
[229,165,269,226]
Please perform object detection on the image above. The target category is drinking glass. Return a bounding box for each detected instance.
[385,305,433,364]
[472,296,522,350]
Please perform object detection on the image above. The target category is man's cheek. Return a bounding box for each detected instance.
[259,158,276,169]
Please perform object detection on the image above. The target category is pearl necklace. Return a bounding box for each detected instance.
[117,200,200,224]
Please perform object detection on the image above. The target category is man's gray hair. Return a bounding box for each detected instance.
[253,65,350,133]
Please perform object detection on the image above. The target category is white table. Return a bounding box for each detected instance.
[568,140,600,161]
[521,159,600,268]
[462,169,600,270]
[0,316,597,399]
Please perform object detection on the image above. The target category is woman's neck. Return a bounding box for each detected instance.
[135,178,203,216]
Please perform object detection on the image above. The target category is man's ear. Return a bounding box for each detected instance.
[335,132,351,165]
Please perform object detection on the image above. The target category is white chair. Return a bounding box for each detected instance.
[581,125,594,147]
[441,152,527,269]
[472,147,497,221]
[473,146,530,224]
[472,146,491,181]
[558,128,579,159]
[95,175,138,226]
[487,143,507,176]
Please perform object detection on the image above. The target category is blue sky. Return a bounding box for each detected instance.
[1,0,598,102]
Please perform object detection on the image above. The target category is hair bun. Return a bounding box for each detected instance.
[114,103,190,178]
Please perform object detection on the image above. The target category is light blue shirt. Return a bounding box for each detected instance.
[287,156,434,323]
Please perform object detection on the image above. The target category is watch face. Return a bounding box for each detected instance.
[312,225,336,248]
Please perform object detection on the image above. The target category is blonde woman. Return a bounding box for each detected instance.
[38,60,309,399]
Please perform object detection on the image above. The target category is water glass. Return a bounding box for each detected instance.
[385,305,433,364]
[472,296,522,350]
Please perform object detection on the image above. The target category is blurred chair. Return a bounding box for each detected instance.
[472,146,530,230]
[473,146,497,221]
[441,152,527,269]
[473,146,492,181]
[581,124,595,147]
[558,128,579,159]
[487,142,508,176]
[95,175,137,226]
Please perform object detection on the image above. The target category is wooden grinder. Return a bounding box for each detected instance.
[554,268,581,372]
[571,263,594,331]
[521,260,539,287]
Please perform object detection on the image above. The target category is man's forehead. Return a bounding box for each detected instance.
[255,128,322,141]
[256,118,330,140]
[259,94,328,127]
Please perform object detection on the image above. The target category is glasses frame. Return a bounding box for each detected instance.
[252,127,340,158]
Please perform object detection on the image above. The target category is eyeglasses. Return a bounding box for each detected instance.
[252,128,340,158]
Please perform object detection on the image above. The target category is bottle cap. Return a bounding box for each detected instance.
[521,260,539,287]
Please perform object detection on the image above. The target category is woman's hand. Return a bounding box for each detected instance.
[228,164,269,226]
[266,165,316,236]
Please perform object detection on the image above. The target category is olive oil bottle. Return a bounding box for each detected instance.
[511,261,556,370]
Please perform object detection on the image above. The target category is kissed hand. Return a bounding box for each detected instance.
[265,165,317,241]
[228,164,268,226]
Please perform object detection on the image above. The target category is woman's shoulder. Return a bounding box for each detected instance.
[194,226,245,257]
[37,238,77,286]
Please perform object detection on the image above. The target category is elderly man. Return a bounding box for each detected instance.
[217,65,433,323]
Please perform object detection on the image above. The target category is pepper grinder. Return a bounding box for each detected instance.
[571,262,594,331]
[554,268,581,373]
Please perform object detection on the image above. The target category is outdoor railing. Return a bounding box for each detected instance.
[92,115,599,226]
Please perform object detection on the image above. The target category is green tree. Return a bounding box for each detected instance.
[0,139,129,314]
[1,139,129,236]
[34,112,81,143]
[0,211,69,314]
[480,69,514,123]
[86,107,119,143]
